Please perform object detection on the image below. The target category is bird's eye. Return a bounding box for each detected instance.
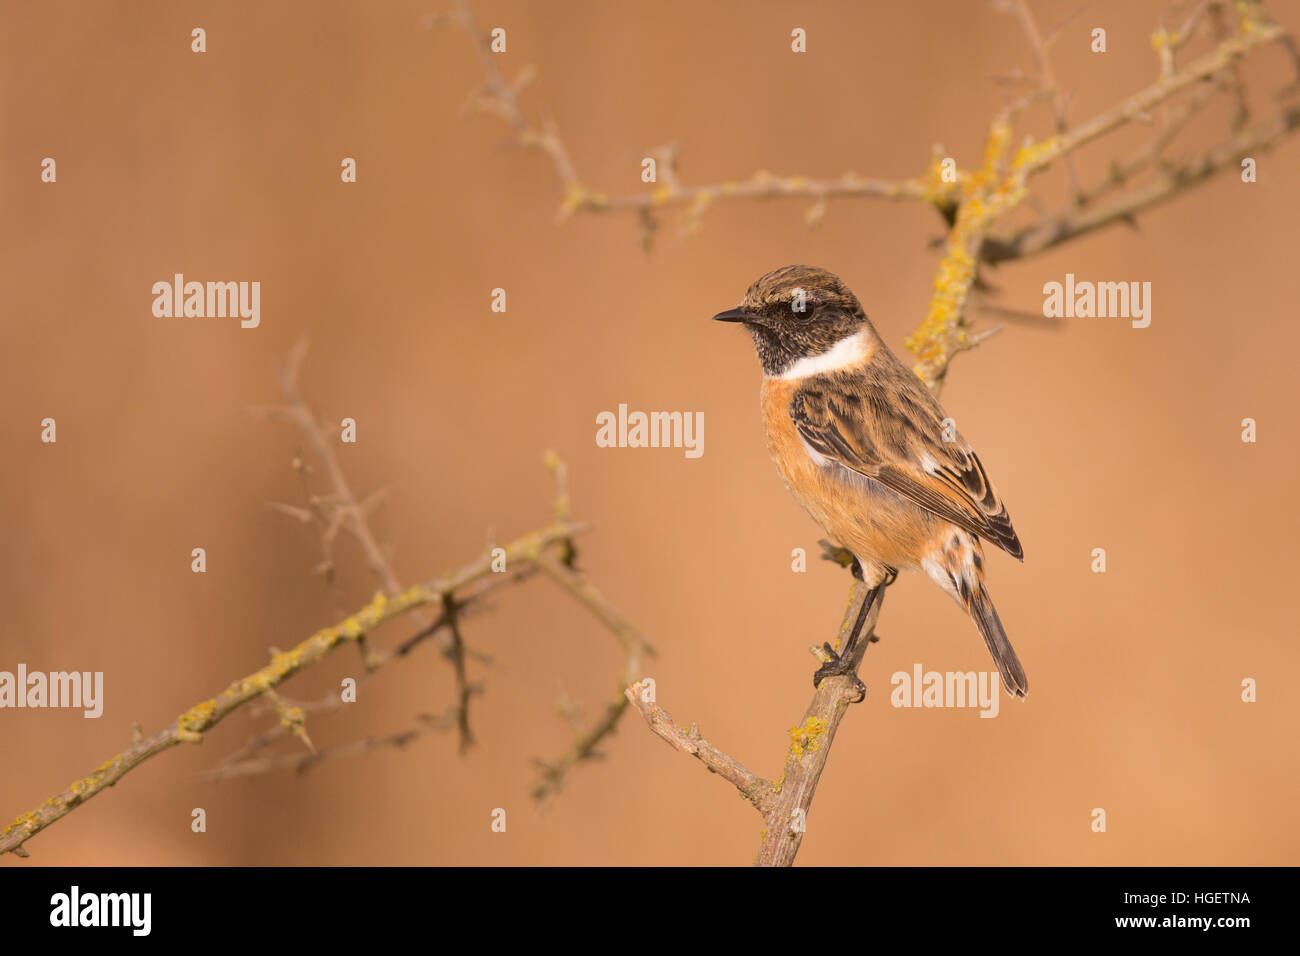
[789,296,815,319]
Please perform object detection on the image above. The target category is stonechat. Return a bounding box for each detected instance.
[714,265,1028,698]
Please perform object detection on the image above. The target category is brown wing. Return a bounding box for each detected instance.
[789,366,1023,560]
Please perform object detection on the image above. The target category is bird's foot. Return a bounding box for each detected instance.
[812,643,867,703]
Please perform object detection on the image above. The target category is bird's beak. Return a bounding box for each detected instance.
[712,307,751,323]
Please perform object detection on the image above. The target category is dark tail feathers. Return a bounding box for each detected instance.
[970,586,1028,698]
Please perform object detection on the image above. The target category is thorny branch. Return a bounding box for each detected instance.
[430,0,1299,387]
[215,361,656,792]
[431,0,1299,864]
[250,335,481,753]
[1,364,655,857]
[199,710,463,779]
[1,514,570,857]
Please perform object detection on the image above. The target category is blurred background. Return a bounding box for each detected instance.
[2,0,1298,866]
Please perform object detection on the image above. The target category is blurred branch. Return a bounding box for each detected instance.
[0,510,583,858]
[909,2,1292,388]
[200,710,462,779]
[529,548,654,802]
[210,448,657,793]
[251,335,479,751]
[982,102,1300,263]
[1,357,655,857]
[430,0,1298,388]
[1005,0,1084,201]
[423,0,952,251]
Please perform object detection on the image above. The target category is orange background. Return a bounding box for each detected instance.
[2,0,1298,866]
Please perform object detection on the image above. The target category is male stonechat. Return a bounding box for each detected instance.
[714,265,1028,698]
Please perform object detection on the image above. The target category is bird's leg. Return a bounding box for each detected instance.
[812,562,895,702]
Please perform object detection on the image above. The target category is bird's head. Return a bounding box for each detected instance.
[713,265,869,376]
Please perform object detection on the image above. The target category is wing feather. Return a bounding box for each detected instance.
[790,366,1024,560]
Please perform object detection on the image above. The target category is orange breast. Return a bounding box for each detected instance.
[758,376,939,571]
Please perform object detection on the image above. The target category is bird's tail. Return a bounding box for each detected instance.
[969,585,1028,698]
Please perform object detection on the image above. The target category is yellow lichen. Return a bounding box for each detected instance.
[788,716,829,761]
[560,183,586,212]
[2,811,40,837]
[1013,135,1059,171]
[177,698,217,740]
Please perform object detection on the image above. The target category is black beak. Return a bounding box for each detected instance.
[712,307,751,323]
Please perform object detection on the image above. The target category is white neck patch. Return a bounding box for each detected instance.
[775,329,872,380]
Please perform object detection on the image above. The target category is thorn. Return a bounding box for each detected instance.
[265,501,315,523]
[511,65,538,93]
[293,725,317,755]
[804,198,827,227]
[358,487,391,515]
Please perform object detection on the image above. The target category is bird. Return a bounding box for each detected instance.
[713,264,1028,698]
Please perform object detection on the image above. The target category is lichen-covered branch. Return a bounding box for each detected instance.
[982,103,1300,263]
[432,0,1298,388]
[425,0,954,250]
[907,4,1292,388]
[0,516,584,858]
[2,388,648,856]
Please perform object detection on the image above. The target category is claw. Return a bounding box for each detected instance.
[812,643,867,703]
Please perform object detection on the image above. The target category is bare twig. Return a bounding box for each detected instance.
[425,2,949,237]
[251,335,490,753]
[626,568,883,866]
[529,549,656,802]
[1008,0,1083,201]
[200,710,461,779]
[624,689,771,808]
